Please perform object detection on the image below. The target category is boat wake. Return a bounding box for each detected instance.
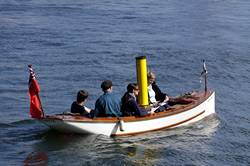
[0,119,48,144]
[10,119,36,126]
[0,119,43,131]
[0,123,14,128]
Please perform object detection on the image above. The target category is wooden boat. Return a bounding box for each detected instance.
[39,90,215,136]
[28,57,215,137]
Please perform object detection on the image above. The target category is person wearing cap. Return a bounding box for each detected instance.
[71,90,92,117]
[94,80,121,117]
[121,83,153,116]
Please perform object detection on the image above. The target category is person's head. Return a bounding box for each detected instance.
[147,71,156,85]
[77,90,88,103]
[101,80,113,92]
[127,83,140,96]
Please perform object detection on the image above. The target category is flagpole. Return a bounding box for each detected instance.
[205,72,207,92]
[37,94,45,118]
[202,60,208,93]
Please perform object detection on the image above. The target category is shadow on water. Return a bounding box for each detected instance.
[22,114,220,165]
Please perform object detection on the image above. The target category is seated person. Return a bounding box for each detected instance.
[94,80,121,117]
[121,83,153,116]
[71,90,92,117]
[147,71,169,107]
[147,71,195,107]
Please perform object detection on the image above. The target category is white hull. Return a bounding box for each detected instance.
[40,91,215,136]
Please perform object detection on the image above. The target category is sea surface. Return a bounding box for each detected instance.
[0,0,250,165]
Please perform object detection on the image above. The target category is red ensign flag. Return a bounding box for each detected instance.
[28,65,44,119]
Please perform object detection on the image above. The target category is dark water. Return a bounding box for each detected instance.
[0,0,250,165]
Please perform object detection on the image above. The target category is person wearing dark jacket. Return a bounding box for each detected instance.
[121,83,153,116]
[147,71,169,105]
[71,90,92,117]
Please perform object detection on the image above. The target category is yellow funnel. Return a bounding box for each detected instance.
[136,56,149,107]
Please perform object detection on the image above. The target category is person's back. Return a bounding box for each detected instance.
[71,101,88,115]
[71,90,92,117]
[94,80,121,117]
[121,92,134,116]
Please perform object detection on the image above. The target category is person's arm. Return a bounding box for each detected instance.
[94,99,101,117]
[152,82,167,102]
[84,106,91,113]
[70,102,75,113]
[109,97,122,117]
[129,100,149,116]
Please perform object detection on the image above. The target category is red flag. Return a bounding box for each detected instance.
[28,65,44,119]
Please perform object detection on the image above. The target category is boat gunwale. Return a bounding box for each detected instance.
[42,90,214,123]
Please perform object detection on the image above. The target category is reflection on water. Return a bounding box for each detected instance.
[24,115,219,165]
[24,151,48,166]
